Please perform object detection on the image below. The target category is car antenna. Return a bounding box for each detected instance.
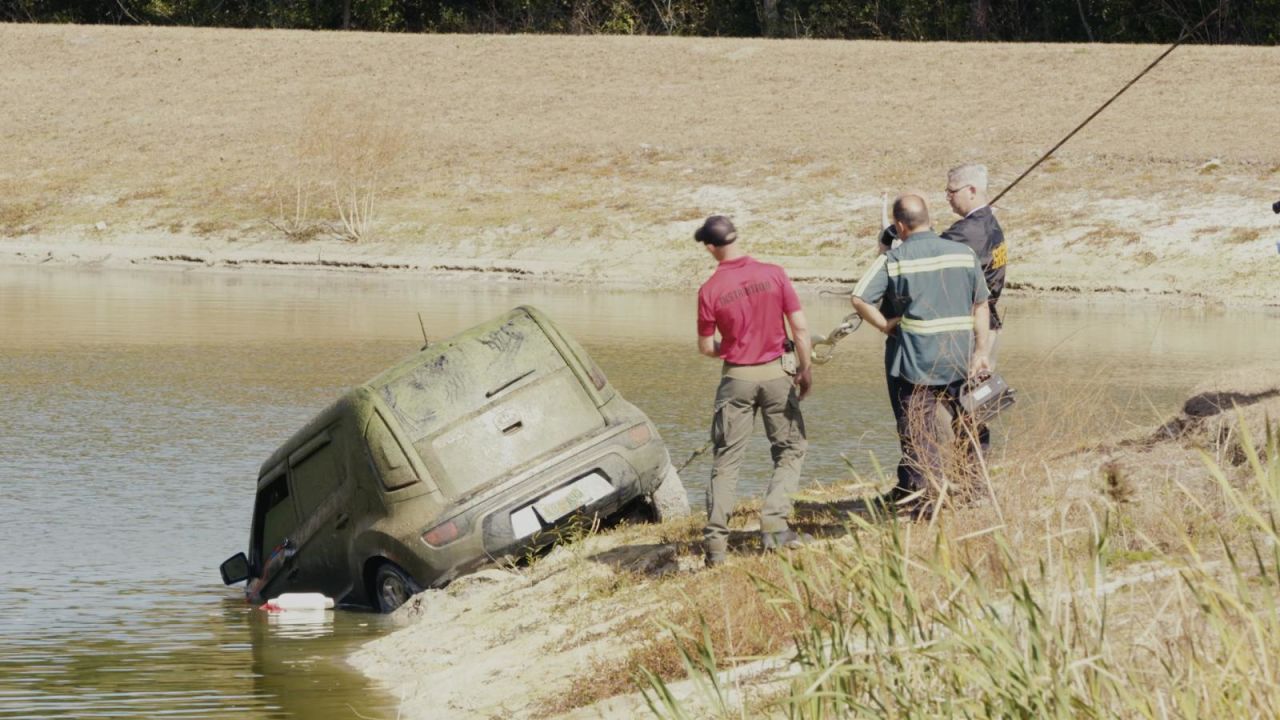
[417,312,430,349]
[989,6,1219,206]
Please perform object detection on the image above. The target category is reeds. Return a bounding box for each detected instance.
[641,416,1280,718]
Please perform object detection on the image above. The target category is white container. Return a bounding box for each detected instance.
[266,592,334,611]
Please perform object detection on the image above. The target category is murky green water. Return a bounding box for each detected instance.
[1,265,1277,718]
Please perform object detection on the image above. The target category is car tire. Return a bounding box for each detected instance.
[373,562,422,613]
[649,461,691,522]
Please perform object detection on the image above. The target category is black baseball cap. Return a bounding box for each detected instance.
[694,216,738,246]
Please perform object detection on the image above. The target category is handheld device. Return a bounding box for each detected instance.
[959,373,1017,425]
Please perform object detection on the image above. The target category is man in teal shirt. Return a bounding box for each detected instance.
[851,194,992,510]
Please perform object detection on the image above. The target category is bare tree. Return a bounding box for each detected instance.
[1075,0,1095,41]
[969,0,990,39]
[759,0,780,37]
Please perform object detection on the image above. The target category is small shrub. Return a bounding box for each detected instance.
[1223,227,1261,245]
[0,200,45,236]
[267,102,408,243]
[1073,226,1141,247]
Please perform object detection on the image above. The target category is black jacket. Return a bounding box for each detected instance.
[941,206,1006,330]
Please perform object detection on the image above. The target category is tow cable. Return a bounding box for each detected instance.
[810,308,864,365]
[809,7,1219,366]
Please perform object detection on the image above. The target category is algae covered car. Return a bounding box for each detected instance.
[220,306,688,611]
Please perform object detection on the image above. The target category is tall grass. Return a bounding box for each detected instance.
[641,417,1280,718]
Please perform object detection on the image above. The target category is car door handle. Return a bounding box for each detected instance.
[334,513,350,529]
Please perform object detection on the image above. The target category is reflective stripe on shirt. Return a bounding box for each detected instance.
[899,315,974,335]
[886,253,977,277]
[852,254,887,298]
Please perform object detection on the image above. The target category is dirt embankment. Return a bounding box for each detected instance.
[2,25,1278,303]
[350,369,1280,719]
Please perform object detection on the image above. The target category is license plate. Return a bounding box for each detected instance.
[532,473,614,524]
[510,506,541,539]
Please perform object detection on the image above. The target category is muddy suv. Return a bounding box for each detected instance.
[220,306,688,611]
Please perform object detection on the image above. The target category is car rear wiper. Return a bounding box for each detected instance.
[486,369,535,399]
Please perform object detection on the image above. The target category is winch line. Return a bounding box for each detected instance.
[814,11,1219,328]
[990,7,1219,206]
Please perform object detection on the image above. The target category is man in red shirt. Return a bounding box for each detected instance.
[695,216,813,567]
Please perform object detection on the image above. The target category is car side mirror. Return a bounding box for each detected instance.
[220,552,251,585]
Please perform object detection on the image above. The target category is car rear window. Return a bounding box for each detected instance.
[378,312,604,498]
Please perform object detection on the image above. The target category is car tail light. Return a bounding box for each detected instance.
[624,423,652,449]
[423,521,459,547]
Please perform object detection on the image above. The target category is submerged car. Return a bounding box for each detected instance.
[220,306,688,611]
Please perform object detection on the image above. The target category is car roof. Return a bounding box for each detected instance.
[256,306,551,479]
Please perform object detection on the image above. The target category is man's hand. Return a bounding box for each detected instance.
[794,366,813,400]
[852,297,894,335]
[697,334,720,359]
[969,351,991,379]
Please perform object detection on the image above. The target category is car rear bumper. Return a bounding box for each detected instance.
[412,435,664,587]
[478,452,638,556]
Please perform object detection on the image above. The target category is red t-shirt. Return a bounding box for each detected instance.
[697,256,802,365]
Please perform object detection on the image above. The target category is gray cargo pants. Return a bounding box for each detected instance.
[704,371,807,556]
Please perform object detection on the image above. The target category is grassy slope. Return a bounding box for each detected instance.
[1,24,1278,300]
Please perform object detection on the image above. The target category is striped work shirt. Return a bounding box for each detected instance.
[853,230,989,385]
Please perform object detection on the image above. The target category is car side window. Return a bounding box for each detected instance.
[253,473,296,568]
[290,432,343,519]
[367,411,420,491]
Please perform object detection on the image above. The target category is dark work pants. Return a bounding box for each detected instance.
[886,375,983,496]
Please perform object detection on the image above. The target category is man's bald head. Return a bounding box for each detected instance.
[892,194,930,233]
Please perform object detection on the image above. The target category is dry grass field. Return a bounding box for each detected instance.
[1,24,1277,300]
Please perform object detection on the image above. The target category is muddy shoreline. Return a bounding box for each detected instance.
[3,233,1276,309]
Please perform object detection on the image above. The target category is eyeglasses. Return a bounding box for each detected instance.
[945,185,970,196]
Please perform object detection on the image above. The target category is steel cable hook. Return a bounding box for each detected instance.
[810,312,863,365]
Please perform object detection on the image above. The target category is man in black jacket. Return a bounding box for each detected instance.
[941,163,1006,453]
[942,163,1006,355]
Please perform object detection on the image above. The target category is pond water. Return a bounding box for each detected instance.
[1,265,1276,718]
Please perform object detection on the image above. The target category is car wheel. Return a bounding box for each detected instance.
[373,562,421,613]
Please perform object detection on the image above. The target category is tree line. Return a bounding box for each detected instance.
[5,0,1278,44]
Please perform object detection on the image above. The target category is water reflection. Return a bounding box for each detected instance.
[1,265,1277,718]
[0,585,394,719]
